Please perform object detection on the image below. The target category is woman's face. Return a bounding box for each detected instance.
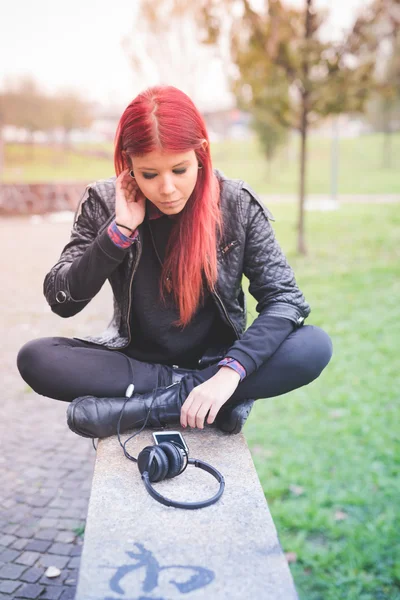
[129,148,202,216]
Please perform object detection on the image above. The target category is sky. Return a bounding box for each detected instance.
[0,0,366,112]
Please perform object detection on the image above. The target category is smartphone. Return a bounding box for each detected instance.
[152,431,189,453]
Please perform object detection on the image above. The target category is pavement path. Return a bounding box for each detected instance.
[0,216,113,599]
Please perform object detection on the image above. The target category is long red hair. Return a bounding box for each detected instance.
[114,86,222,327]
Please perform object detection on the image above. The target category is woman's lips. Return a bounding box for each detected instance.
[161,198,182,205]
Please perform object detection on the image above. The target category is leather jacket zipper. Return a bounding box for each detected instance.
[125,237,142,345]
[110,235,142,350]
[212,289,240,339]
[214,240,240,338]
[220,240,238,256]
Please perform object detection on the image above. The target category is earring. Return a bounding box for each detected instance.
[198,164,203,169]
[129,170,135,179]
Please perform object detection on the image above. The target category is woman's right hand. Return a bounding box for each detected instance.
[115,169,146,231]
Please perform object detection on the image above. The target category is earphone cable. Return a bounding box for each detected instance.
[88,351,170,466]
[115,352,160,463]
[117,391,158,463]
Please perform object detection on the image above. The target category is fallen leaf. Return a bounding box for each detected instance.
[251,445,274,458]
[289,484,304,496]
[285,552,298,563]
[334,510,348,521]
[45,566,61,578]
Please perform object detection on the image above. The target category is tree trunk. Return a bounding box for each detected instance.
[330,117,339,205]
[382,102,392,169]
[63,128,71,151]
[383,128,392,169]
[25,132,35,162]
[297,0,312,256]
[298,102,308,255]
[266,156,272,180]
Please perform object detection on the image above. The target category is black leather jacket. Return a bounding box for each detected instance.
[44,170,310,376]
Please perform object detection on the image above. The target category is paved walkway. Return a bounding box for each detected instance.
[0,217,113,599]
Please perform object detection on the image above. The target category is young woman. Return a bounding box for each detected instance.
[17,85,333,438]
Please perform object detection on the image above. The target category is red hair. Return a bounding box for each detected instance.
[114,86,222,327]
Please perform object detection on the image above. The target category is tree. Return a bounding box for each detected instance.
[0,77,95,176]
[197,0,378,254]
[127,0,379,253]
[123,0,222,109]
[51,91,94,148]
[366,0,400,167]
[233,56,290,171]
[0,78,49,141]
[0,78,52,165]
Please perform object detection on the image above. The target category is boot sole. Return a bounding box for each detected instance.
[217,400,255,434]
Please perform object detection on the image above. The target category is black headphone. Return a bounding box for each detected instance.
[137,442,225,509]
[114,390,225,510]
[137,441,225,509]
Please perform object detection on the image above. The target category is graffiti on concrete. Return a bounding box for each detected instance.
[103,541,215,600]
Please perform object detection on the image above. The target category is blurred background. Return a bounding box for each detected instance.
[0,1,399,599]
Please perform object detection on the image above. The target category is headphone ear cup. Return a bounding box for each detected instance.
[137,446,169,483]
[158,442,184,479]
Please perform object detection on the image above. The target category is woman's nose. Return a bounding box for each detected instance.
[159,176,176,196]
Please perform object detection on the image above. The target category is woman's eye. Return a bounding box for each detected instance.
[142,169,187,180]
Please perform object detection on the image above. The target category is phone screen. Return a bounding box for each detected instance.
[153,432,188,453]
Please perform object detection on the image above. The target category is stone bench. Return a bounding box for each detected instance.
[75,427,298,600]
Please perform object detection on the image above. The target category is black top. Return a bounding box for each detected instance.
[125,214,233,368]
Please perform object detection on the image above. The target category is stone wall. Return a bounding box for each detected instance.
[0,182,88,216]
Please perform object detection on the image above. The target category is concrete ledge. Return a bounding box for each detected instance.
[75,427,298,600]
[0,181,85,215]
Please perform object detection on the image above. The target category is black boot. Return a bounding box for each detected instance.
[67,382,255,439]
[162,367,255,433]
[67,381,184,439]
[215,399,254,434]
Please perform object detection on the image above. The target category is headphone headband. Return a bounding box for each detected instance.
[141,457,225,509]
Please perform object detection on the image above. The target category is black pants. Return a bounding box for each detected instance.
[17,325,333,405]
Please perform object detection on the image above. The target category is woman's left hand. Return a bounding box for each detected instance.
[180,367,241,429]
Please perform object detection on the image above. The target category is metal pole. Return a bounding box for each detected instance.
[330,117,339,206]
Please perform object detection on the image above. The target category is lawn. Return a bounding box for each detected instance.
[212,132,400,195]
[3,132,400,195]
[244,201,400,599]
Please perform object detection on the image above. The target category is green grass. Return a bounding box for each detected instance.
[3,132,400,194]
[73,524,86,538]
[212,133,400,195]
[243,202,400,599]
[3,143,113,183]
